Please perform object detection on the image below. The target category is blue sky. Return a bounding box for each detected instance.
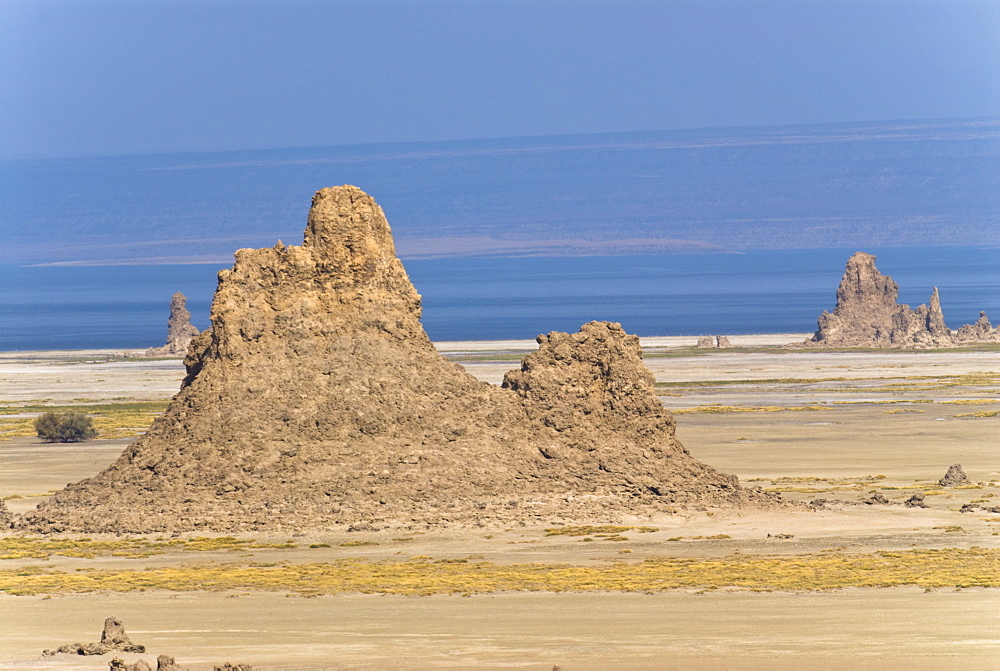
[2,0,998,159]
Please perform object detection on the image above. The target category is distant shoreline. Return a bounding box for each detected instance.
[0,334,815,359]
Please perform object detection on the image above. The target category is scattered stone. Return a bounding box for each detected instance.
[938,464,971,487]
[959,503,978,513]
[863,492,890,505]
[23,186,775,534]
[696,336,715,348]
[716,335,733,348]
[145,292,200,357]
[904,493,928,508]
[157,655,183,671]
[214,665,252,671]
[109,659,152,671]
[804,252,1000,348]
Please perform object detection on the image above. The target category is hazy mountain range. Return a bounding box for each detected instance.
[3,117,998,266]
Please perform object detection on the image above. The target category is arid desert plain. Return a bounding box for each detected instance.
[1,335,998,669]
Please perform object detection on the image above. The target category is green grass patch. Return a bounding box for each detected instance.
[544,525,658,537]
[2,548,995,596]
[674,405,830,414]
[0,536,296,560]
[0,401,169,441]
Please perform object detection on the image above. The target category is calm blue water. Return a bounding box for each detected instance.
[1,247,997,350]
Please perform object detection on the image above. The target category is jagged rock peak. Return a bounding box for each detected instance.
[145,292,199,357]
[835,252,900,312]
[954,311,999,343]
[23,186,771,534]
[807,252,960,349]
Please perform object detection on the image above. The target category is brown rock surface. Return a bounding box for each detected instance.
[145,292,200,357]
[806,252,998,348]
[23,186,769,534]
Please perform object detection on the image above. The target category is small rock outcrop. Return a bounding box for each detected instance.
[156,656,184,671]
[806,252,999,348]
[938,464,971,487]
[23,186,771,534]
[44,617,145,657]
[145,293,200,357]
[954,312,999,343]
[863,492,890,505]
[696,335,733,349]
[0,499,14,529]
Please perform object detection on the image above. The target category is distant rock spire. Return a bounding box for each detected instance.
[807,252,997,348]
[145,292,200,357]
[926,287,949,337]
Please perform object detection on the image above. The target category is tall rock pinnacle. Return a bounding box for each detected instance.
[145,292,199,357]
[25,186,769,533]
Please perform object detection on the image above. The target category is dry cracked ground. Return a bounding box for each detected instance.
[1,334,998,669]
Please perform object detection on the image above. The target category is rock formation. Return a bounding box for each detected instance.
[938,464,971,487]
[145,292,200,357]
[0,499,13,529]
[696,335,733,349]
[23,186,770,534]
[44,617,145,657]
[954,312,999,343]
[806,252,999,348]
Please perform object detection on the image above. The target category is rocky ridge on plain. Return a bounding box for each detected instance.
[23,186,771,534]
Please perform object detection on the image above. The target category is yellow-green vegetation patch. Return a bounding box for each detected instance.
[0,536,296,560]
[0,401,169,440]
[673,405,830,414]
[543,525,658,537]
[655,376,852,388]
[753,475,887,494]
[940,399,1000,405]
[954,411,999,418]
[2,549,996,596]
[339,540,379,547]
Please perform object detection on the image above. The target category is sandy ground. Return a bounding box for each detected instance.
[1,341,998,669]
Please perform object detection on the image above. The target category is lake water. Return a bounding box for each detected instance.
[1,246,997,350]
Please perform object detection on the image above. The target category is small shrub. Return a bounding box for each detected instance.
[34,412,98,443]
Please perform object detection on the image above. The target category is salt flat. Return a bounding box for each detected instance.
[1,342,998,669]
